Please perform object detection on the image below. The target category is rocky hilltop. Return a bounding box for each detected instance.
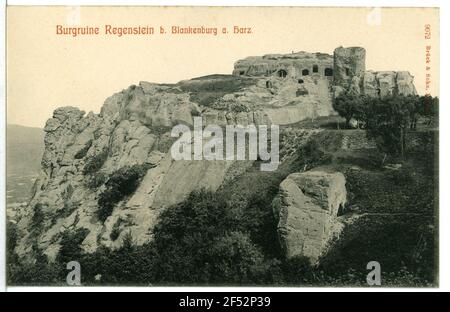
[14,47,419,265]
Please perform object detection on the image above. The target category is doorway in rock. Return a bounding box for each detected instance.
[313,65,319,73]
[302,69,309,76]
[324,68,333,76]
[278,69,287,78]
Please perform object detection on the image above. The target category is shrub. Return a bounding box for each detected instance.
[363,96,412,156]
[417,95,439,120]
[333,92,365,128]
[86,171,108,189]
[150,190,273,284]
[6,222,18,269]
[7,260,61,286]
[282,256,317,285]
[97,164,151,222]
[56,228,89,266]
[297,139,332,169]
[82,149,108,175]
[80,240,157,285]
[31,203,45,235]
[206,231,267,284]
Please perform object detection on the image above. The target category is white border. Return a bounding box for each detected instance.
[1,0,6,293]
[1,0,449,293]
[2,0,445,7]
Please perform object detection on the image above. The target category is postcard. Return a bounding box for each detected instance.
[5,5,440,288]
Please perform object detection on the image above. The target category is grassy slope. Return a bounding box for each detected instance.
[317,130,438,286]
[176,75,258,107]
[218,124,438,286]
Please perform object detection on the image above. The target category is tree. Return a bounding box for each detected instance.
[56,228,89,266]
[150,190,269,284]
[333,92,365,128]
[97,164,152,222]
[207,231,267,284]
[363,96,413,157]
[418,95,439,126]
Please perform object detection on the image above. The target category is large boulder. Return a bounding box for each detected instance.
[273,171,347,263]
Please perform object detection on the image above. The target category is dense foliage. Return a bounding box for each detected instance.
[97,164,152,222]
[333,93,439,156]
[332,92,364,127]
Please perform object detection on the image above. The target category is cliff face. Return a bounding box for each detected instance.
[15,72,337,261]
[14,48,419,263]
[361,71,417,97]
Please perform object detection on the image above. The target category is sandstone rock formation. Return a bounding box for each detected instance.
[13,46,417,262]
[14,82,254,260]
[362,71,417,97]
[273,171,347,263]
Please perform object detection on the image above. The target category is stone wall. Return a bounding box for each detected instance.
[233,52,334,80]
[333,46,366,89]
[341,130,376,150]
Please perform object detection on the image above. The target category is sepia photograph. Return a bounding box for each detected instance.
[3,3,442,292]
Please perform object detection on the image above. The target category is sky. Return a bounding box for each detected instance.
[7,6,440,128]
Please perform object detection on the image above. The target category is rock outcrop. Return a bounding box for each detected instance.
[362,71,417,97]
[13,46,417,263]
[273,171,347,263]
[14,82,254,260]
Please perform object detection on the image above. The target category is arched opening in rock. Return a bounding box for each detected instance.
[324,68,333,76]
[266,80,272,88]
[313,65,319,73]
[302,69,309,76]
[278,69,287,78]
[239,71,245,76]
[298,79,304,84]
[345,67,350,76]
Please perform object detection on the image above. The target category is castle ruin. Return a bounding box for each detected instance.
[233,46,417,98]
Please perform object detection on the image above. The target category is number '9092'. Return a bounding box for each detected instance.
[223,297,270,307]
